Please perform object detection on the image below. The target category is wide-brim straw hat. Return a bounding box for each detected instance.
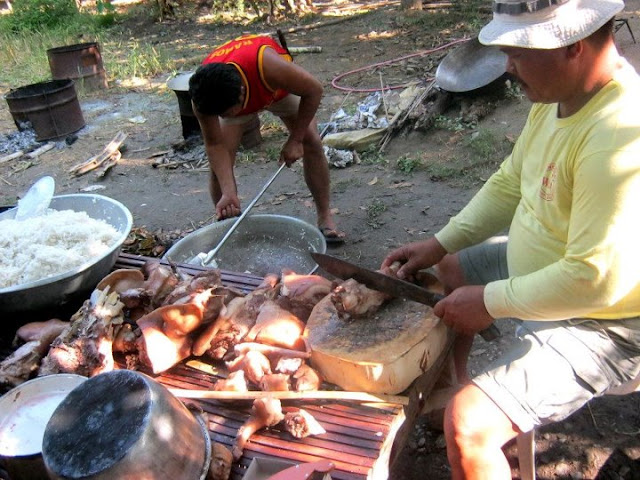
[479,0,624,49]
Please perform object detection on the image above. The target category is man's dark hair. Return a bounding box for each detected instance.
[588,18,615,47]
[189,63,242,116]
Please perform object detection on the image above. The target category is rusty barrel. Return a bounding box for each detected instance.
[4,79,85,141]
[47,42,108,92]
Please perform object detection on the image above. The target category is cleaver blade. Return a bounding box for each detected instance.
[311,252,500,341]
[311,252,445,307]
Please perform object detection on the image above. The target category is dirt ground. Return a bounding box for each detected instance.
[2,1,640,478]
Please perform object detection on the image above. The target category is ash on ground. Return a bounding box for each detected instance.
[0,126,38,156]
[151,135,207,169]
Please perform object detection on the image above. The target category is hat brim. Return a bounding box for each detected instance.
[478,0,624,49]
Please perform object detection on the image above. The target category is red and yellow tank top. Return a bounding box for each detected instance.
[202,35,292,115]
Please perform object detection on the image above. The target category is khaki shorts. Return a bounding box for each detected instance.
[458,237,640,432]
[219,94,300,126]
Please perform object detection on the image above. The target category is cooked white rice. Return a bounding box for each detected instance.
[0,209,121,289]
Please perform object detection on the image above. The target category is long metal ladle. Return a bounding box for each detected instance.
[196,162,287,267]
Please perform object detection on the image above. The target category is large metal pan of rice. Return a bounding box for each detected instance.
[0,194,133,315]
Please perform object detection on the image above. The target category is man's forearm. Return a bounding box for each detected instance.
[206,145,236,195]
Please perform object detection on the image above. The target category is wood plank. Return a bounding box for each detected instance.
[247,433,377,468]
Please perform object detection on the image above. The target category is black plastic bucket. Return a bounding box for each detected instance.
[47,42,108,92]
[5,79,85,141]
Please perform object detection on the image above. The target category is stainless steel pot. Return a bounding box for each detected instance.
[164,214,327,276]
[42,370,211,480]
[0,193,133,315]
[0,374,87,480]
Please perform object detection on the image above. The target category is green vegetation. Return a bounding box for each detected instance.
[426,163,462,182]
[422,128,510,186]
[434,115,476,132]
[366,198,386,229]
[359,145,387,165]
[265,146,281,163]
[105,40,169,80]
[333,177,360,194]
[2,0,81,32]
[396,0,490,38]
[396,154,421,174]
[465,129,500,162]
[0,0,179,89]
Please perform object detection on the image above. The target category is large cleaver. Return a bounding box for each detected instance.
[311,252,500,341]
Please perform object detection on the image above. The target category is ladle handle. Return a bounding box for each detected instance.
[201,162,287,266]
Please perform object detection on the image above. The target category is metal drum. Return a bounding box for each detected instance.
[167,71,200,139]
[47,42,108,92]
[42,370,211,480]
[4,79,85,141]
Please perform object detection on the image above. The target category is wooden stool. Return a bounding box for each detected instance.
[517,371,640,480]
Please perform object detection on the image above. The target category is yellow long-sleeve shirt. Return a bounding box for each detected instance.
[436,61,640,321]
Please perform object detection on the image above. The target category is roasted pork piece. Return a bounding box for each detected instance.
[0,341,51,387]
[0,319,70,386]
[278,270,334,321]
[282,407,326,439]
[38,289,124,377]
[330,278,391,319]
[259,373,291,391]
[14,318,69,345]
[292,363,323,392]
[232,397,284,461]
[192,274,280,359]
[214,370,249,392]
[225,350,271,385]
[273,356,303,375]
[245,300,306,350]
[207,442,233,480]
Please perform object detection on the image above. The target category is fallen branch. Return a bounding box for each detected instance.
[97,150,121,178]
[148,149,171,159]
[378,80,436,152]
[289,46,322,54]
[0,151,24,165]
[27,142,54,159]
[70,131,127,176]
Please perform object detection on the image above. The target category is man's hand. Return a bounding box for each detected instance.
[216,193,241,220]
[280,137,304,166]
[381,237,448,281]
[433,285,495,336]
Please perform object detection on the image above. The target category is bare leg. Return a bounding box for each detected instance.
[445,384,519,479]
[209,122,244,207]
[280,117,340,233]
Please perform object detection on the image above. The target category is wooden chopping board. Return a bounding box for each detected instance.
[305,295,448,395]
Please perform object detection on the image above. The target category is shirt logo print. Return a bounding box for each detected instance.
[539,162,557,201]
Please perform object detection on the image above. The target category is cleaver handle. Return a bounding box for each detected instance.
[426,292,500,341]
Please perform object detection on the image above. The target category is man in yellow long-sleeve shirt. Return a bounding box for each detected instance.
[382,0,640,477]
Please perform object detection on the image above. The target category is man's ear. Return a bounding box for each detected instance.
[566,41,584,60]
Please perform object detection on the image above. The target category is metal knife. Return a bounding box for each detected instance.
[311,252,500,341]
